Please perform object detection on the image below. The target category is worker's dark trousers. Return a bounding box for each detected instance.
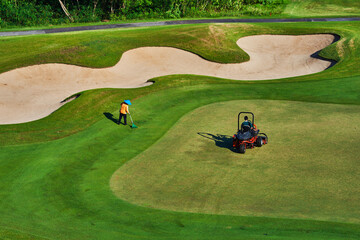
[118,113,127,125]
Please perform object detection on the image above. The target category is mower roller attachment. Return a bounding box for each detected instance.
[232,112,268,153]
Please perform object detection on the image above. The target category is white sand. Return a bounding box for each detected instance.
[0,34,335,124]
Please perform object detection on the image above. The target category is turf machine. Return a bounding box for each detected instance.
[232,112,268,153]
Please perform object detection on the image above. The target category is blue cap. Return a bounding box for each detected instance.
[124,100,131,105]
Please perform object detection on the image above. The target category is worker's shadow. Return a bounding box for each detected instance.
[103,112,118,124]
[197,132,236,153]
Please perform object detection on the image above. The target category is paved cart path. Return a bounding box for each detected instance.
[1,17,360,37]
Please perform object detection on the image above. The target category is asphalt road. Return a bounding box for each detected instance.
[1,17,360,37]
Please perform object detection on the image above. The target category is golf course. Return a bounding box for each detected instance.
[0,1,360,239]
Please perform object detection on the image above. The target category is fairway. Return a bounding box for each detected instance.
[112,100,360,223]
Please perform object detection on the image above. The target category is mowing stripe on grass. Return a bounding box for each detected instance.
[111,100,360,224]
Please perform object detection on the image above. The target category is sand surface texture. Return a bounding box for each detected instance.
[0,34,335,124]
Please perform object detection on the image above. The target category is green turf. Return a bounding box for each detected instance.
[112,100,360,224]
[0,22,360,239]
[1,84,360,239]
[1,21,360,146]
[0,23,250,73]
[2,21,359,74]
[284,0,360,18]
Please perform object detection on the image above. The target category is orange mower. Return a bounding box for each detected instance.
[232,112,268,153]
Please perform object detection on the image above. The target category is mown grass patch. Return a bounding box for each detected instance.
[112,100,360,224]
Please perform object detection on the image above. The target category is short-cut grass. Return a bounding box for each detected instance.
[0,21,360,239]
[112,100,360,224]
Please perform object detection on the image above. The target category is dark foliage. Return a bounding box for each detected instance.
[0,0,288,27]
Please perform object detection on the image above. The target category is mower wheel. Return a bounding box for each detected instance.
[238,144,246,154]
[256,137,263,147]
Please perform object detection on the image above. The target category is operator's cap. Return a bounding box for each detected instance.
[124,100,132,105]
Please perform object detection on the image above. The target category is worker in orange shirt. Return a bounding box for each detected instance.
[118,99,131,125]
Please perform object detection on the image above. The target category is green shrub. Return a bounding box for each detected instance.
[0,0,292,27]
[0,0,55,26]
[71,5,101,23]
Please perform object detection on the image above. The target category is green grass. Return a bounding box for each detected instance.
[112,100,360,224]
[0,22,360,239]
[284,0,360,18]
[0,24,249,73]
[1,79,360,239]
[1,21,358,74]
[1,21,360,146]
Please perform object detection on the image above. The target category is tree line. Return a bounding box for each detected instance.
[0,0,288,27]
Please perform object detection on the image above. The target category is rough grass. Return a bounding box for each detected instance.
[284,0,360,17]
[1,21,359,74]
[112,100,360,224]
[0,24,250,74]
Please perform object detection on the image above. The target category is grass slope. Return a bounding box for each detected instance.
[284,0,360,18]
[112,100,360,223]
[0,22,360,239]
[1,21,360,145]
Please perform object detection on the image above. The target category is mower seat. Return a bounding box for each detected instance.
[237,131,252,140]
[241,125,251,132]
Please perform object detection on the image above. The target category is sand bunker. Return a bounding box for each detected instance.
[0,34,335,124]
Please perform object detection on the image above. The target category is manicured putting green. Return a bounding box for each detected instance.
[112,100,360,224]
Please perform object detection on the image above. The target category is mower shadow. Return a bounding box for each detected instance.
[103,112,118,124]
[197,132,237,153]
